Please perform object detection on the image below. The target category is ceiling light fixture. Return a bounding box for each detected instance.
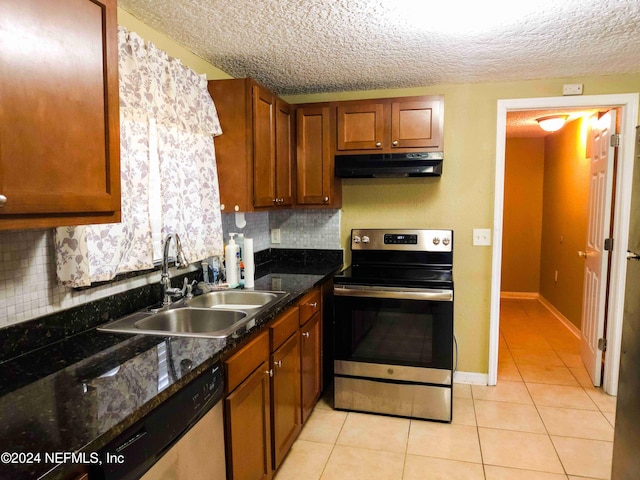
[536,115,569,132]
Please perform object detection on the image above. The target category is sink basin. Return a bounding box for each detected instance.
[134,308,247,336]
[186,290,284,310]
[98,308,248,339]
[98,290,289,339]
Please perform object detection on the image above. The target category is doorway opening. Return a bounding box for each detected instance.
[489,94,639,395]
[500,109,612,388]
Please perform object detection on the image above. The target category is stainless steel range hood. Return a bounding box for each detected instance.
[334,152,443,178]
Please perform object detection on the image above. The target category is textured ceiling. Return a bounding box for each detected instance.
[119,0,640,96]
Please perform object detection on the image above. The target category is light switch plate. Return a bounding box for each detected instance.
[473,228,492,246]
[271,228,281,244]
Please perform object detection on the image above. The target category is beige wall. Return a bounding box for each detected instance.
[502,138,545,293]
[540,117,590,329]
[286,75,640,373]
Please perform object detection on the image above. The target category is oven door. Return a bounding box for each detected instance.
[333,284,454,420]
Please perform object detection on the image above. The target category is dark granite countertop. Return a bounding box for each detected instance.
[0,249,342,480]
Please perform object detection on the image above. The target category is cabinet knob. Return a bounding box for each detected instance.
[323,196,329,203]
[310,302,318,308]
[274,360,283,368]
[220,204,225,211]
[392,140,399,146]
[234,205,240,212]
[266,369,273,377]
[0,195,6,207]
[302,332,310,338]
[273,198,277,204]
[375,142,382,147]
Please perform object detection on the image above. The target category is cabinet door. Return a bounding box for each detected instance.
[391,99,443,149]
[336,102,385,151]
[275,99,293,206]
[252,85,277,208]
[226,362,272,480]
[296,106,332,205]
[271,333,301,470]
[0,0,120,229]
[300,313,322,424]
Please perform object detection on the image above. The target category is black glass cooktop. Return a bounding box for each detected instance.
[334,265,453,289]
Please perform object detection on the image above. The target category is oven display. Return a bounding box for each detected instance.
[384,234,418,245]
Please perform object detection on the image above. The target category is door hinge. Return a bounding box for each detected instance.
[604,238,614,251]
[598,338,607,351]
[610,134,621,148]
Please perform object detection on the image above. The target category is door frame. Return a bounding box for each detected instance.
[489,93,639,395]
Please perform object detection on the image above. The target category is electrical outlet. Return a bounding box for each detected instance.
[270,228,281,244]
[473,229,492,246]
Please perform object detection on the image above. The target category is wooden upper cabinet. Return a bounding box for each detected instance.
[0,0,120,230]
[336,103,385,151]
[207,78,293,212]
[296,105,340,207]
[275,99,293,207]
[391,99,442,149]
[252,85,277,208]
[336,95,444,153]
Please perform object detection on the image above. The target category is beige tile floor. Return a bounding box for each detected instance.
[274,298,616,480]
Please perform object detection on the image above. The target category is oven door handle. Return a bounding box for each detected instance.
[333,285,453,302]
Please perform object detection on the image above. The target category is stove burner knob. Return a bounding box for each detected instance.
[353,236,361,244]
[443,237,450,246]
[433,237,440,245]
[362,236,370,244]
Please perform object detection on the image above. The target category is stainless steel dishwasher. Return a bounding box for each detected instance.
[90,361,225,480]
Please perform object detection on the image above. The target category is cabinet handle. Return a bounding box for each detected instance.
[274,360,282,368]
[302,332,310,338]
[392,140,399,146]
[309,302,318,308]
[266,369,273,377]
[0,195,6,207]
[375,142,382,147]
[323,196,329,203]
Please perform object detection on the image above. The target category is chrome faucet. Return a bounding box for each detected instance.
[161,233,189,307]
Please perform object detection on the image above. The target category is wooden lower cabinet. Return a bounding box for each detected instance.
[141,402,226,480]
[300,312,322,424]
[271,332,301,470]
[225,331,272,480]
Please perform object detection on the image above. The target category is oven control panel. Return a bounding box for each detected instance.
[351,229,453,252]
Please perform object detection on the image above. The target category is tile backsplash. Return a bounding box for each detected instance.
[0,209,341,328]
[221,209,341,249]
[0,230,197,329]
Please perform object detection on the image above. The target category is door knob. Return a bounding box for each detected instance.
[627,251,640,261]
[578,251,589,258]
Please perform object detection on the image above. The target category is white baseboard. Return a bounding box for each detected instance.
[453,371,488,385]
[538,295,581,338]
[500,291,540,300]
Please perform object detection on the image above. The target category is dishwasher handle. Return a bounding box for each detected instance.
[334,285,453,302]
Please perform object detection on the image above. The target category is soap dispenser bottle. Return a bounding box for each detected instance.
[225,234,239,288]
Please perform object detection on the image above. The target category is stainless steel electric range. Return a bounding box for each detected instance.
[333,229,454,422]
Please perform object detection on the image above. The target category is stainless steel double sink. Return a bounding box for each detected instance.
[98,290,289,339]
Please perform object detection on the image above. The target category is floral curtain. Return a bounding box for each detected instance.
[55,27,223,287]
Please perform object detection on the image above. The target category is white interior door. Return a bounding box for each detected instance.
[580,110,617,386]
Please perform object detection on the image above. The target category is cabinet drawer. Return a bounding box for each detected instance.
[298,288,321,326]
[270,307,300,352]
[225,331,269,393]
